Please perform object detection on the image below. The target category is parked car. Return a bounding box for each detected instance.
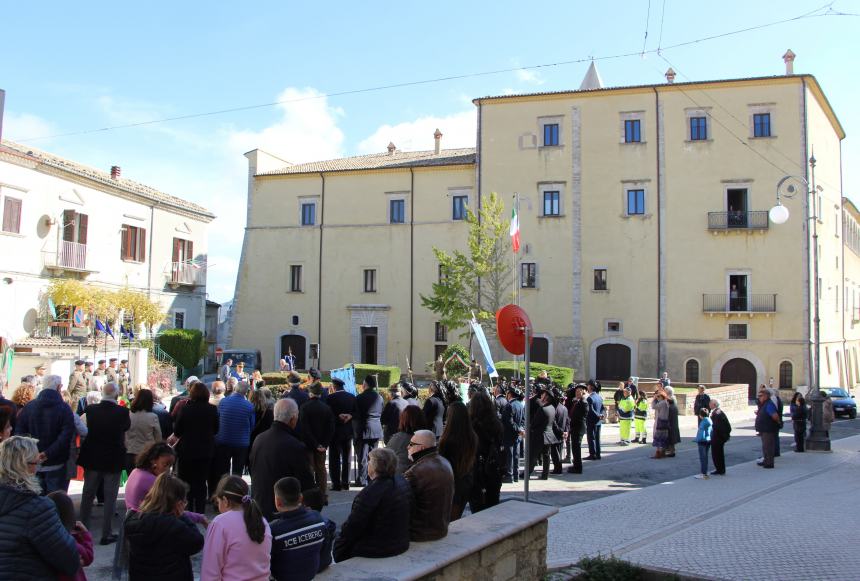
[821,388,857,419]
[218,349,263,375]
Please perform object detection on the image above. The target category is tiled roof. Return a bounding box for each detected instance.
[0,140,215,220]
[13,336,99,349]
[474,74,813,103]
[257,147,476,176]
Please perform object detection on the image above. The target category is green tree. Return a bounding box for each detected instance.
[420,192,513,338]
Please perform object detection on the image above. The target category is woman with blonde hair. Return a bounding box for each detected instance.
[11,383,35,414]
[124,472,205,580]
[0,436,81,578]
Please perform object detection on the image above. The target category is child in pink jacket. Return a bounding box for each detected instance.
[48,491,94,581]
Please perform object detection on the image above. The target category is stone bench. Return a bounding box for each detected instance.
[317,499,558,581]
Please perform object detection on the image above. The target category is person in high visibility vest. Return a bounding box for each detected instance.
[633,391,648,444]
[617,385,635,446]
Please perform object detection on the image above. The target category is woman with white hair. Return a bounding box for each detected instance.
[0,436,81,578]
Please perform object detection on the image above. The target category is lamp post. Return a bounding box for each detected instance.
[769,154,830,451]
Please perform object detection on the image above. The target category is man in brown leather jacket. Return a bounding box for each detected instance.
[403,429,454,541]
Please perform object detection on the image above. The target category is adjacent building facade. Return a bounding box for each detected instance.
[0,138,215,352]
[232,60,856,396]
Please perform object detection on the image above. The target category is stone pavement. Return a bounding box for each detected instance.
[546,434,860,580]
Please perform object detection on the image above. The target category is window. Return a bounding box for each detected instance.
[728,324,748,340]
[521,262,537,288]
[363,268,377,293]
[690,116,708,141]
[435,322,447,342]
[753,113,771,137]
[543,123,559,146]
[301,202,316,226]
[543,191,560,216]
[779,361,793,389]
[121,225,146,262]
[452,195,468,220]
[289,265,303,292]
[607,321,621,333]
[685,359,700,383]
[624,119,641,143]
[62,210,88,244]
[389,199,405,224]
[626,189,645,215]
[593,269,607,291]
[2,196,22,234]
[173,310,185,330]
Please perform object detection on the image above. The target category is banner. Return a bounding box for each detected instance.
[330,364,356,395]
[470,316,499,378]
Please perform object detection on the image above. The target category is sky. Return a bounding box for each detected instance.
[2,1,858,304]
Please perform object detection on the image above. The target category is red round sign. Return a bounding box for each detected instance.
[496,304,533,355]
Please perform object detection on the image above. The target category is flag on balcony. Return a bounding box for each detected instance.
[510,206,520,253]
[95,319,107,335]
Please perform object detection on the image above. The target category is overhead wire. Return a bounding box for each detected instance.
[12,4,852,143]
[641,0,652,56]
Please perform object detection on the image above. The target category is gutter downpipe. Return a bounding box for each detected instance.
[147,202,158,301]
[801,80,813,391]
[476,102,483,322]
[318,172,325,370]
[653,87,663,376]
[410,167,415,369]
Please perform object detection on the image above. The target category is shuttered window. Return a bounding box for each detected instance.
[1,197,22,233]
[121,225,147,262]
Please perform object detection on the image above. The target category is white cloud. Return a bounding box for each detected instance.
[516,68,545,85]
[226,87,345,164]
[3,112,56,142]
[356,110,476,155]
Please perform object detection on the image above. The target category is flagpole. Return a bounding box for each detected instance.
[512,193,520,380]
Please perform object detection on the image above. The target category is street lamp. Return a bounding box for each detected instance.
[770,154,830,451]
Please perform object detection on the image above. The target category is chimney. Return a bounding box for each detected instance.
[387,142,396,155]
[110,165,121,180]
[783,49,796,75]
[434,128,442,155]
[0,88,5,143]
[665,67,676,84]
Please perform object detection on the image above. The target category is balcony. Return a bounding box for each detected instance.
[707,211,769,231]
[43,241,93,275]
[168,262,205,289]
[702,293,777,317]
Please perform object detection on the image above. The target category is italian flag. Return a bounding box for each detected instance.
[510,207,520,253]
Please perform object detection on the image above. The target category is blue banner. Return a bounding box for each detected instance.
[470,317,498,378]
[330,364,356,395]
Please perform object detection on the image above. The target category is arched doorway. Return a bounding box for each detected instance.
[531,337,549,364]
[720,357,757,399]
[280,334,307,370]
[596,344,631,381]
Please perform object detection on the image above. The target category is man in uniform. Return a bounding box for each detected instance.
[106,358,119,384]
[433,354,446,382]
[617,386,635,446]
[118,360,130,396]
[493,383,508,418]
[219,358,233,383]
[566,384,588,474]
[94,359,107,377]
[83,361,95,390]
[33,363,47,391]
[68,360,88,402]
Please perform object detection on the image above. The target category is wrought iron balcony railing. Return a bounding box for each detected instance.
[702,293,777,313]
[708,211,769,230]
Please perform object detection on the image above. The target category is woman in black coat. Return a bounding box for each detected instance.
[0,436,81,580]
[333,448,410,561]
[790,392,808,452]
[665,387,681,457]
[467,393,504,513]
[172,382,219,513]
[124,472,204,580]
[423,382,445,438]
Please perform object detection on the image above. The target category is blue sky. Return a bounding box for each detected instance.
[2,1,858,303]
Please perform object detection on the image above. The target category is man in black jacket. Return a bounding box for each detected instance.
[299,382,335,504]
[423,382,445,439]
[326,378,356,491]
[566,384,588,474]
[693,385,711,417]
[352,375,383,487]
[250,398,315,519]
[551,388,568,474]
[381,384,408,445]
[709,399,732,475]
[493,384,508,419]
[501,387,524,483]
[77,382,131,544]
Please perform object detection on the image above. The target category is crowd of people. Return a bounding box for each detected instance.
[0,360,844,580]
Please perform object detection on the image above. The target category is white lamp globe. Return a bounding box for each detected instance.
[769,204,790,225]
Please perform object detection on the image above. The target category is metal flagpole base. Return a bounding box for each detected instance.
[806,392,831,452]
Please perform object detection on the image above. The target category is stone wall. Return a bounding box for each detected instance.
[417,520,548,581]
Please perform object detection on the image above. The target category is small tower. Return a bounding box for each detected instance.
[783,49,796,75]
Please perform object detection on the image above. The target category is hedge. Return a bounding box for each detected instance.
[261,364,401,389]
[495,361,575,386]
[157,329,206,371]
